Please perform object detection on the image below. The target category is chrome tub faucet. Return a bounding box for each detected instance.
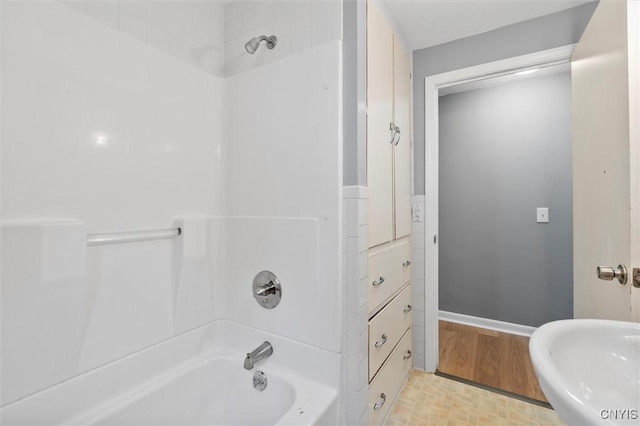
[244,341,273,370]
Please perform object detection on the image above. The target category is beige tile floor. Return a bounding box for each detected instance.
[386,370,565,426]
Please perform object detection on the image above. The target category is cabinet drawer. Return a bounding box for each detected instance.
[369,284,412,380]
[368,240,412,315]
[368,329,413,426]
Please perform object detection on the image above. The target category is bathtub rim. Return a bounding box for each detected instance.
[0,318,340,426]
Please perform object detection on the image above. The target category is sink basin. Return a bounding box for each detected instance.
[530,319,640,425]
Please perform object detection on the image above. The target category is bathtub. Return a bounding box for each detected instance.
[0,320,339,425]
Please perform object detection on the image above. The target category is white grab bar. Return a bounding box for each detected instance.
[86,228,181,246]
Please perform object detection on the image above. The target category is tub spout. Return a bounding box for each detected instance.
[244,341,273,370]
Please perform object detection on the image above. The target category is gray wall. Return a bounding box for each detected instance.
[343,0,367,186]
[413,2,597,194]
[438,73,573,327]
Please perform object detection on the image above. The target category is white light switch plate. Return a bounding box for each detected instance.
[537,207,549,223]
[413,201,424,222]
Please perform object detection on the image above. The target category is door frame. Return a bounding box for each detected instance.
[422,45,575,372]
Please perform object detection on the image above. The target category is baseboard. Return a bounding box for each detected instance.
[438,310,536,337]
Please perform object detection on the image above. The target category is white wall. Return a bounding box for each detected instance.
[1,1,342,407]
[341,186,369,425]
[59,0,226,76]
[219,41,343,351]
[411,195,426,370]
[58,0,345,78]
[1,1,225,405]
[224,0,343,76]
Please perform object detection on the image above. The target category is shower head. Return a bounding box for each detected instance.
[244,35,278,54]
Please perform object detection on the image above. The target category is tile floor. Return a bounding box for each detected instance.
[386,370,564,426]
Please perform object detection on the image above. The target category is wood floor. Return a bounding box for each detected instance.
[438,320,548,403]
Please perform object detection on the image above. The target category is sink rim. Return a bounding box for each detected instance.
[529,319,640,426]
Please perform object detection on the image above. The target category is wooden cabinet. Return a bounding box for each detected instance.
[392,39,412,240]
[368,239,412,315]
[368,329,413,426]
[367,1,412,249]
[366,0,394,248]
[366,1,413,424]
[368,284,412,380]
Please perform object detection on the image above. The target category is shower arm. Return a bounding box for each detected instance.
[256,35,277,49]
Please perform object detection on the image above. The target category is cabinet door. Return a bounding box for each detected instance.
[367,0,394,248]
[393,37,412,239]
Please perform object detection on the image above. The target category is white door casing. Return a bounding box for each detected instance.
[629,1,640,322]
[423,1,640,372]
[422,45,576,372]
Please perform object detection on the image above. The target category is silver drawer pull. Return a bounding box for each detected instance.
[373,393,386,410]
[372,276,385,287]
[402,260,411,267]
[374,334,387,347]
[404,304,412,313]
[403,350,412,360]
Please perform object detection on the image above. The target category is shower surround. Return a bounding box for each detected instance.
[1,1,343,423]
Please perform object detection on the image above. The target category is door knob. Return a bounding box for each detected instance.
[596,264,628,285]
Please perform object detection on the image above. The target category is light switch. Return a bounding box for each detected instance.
[537,208,549,223]
[413,201,425,222]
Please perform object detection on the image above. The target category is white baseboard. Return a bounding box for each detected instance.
[438,310,536,337]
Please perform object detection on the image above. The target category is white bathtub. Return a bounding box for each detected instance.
[0,320,339,425]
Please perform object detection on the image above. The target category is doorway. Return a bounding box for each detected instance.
[422,46,575,401]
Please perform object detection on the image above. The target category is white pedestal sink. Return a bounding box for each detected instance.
[530,319,640,426]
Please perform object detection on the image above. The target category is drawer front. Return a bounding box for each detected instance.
[368,284,412,380]
[368,240,412,315]
[368,329,413,426]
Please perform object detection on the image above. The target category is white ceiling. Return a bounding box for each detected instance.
[380,0,593,51]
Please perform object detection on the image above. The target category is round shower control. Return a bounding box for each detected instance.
[252,271,282,309]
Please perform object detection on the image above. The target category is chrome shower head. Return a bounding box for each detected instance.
[244,37,260,54]
[244,35,278,54]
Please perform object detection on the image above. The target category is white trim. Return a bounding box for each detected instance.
[439,310,536,337]
[424,74,439,372]
[343,185,368,199]
[425,45,575,91]
[423,45,575,373]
